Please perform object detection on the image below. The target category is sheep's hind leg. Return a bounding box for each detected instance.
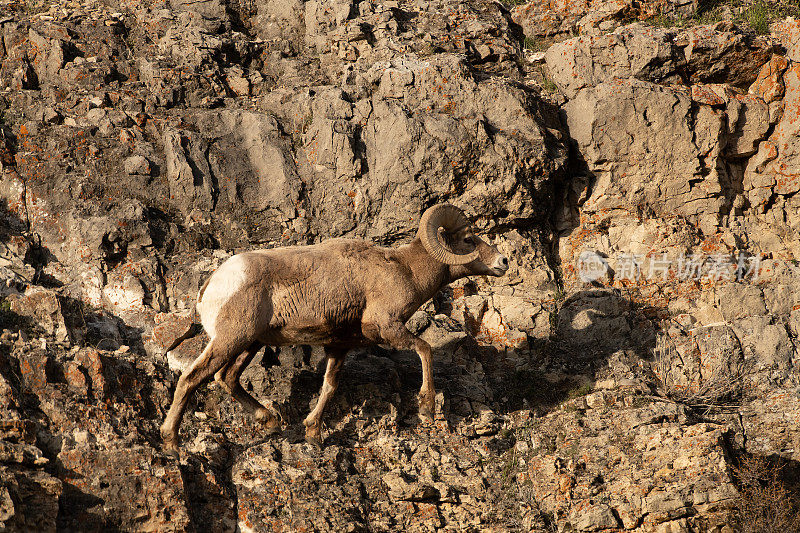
[214,342,281,434]
[161,337,245,454]
[303,347,346,447]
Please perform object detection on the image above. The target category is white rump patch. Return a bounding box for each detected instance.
[197,254,249,337]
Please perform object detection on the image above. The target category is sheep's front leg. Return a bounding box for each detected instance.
[380,323,436,421]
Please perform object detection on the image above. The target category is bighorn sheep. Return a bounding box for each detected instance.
[160,204,509,451]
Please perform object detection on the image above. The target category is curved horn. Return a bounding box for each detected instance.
[418,204,480,265]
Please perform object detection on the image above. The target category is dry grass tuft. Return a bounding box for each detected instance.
[652,325,750,412]
[730,455,800,533]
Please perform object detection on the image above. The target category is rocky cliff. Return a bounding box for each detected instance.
[1,0,800,531]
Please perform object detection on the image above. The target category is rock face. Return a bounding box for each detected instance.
[2,0,800,530]
[544,22,773,99]
[512,0,699,41]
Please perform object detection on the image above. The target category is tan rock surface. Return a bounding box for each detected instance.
[1,0,800,530]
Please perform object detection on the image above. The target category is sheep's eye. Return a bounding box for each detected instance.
[463,236,474,245]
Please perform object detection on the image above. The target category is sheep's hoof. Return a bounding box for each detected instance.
[417,395,435,422]
[160,426,180,456]
[305,432,323,449]
[163,445,180,458]
[161,438,180,457]
[418,405,434,423]
[256,409,281,435]
[303,417,324,448]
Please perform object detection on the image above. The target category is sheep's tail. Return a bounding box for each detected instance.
[164,275,213,353]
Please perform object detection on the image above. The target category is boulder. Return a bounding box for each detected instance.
[563,78,727,219]
[546,24,677,98]
[6,288,70,342]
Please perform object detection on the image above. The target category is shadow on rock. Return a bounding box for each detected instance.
[553,288,661,363]
[221,287,665,446]
[488,288,664,417]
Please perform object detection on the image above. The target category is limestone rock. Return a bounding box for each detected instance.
[563,78,727,219]
[545,24,677,99]
[123,155,152,176]
[546,22,773,99]
[513,0,646,41]
[57,446,191,531]
[749,54,789,102]
[676,23,773,88]
[7,288,70,343]
[0,468,62,533]
[27,26,66,86]
[0,3,799,532]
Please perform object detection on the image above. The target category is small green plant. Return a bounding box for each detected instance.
[733,0,800,35]
[695,5,727,24]
[562,439,581,459]
[548,307,558,332]
[644,1,727,29]
[0,299,31,333]
[500,0,529,7]
[646,0,800,33]
[500,447,521,488]
[0,97,11,133]
[522,36,549,53]
[562,403,579,414]
[553,284,566,303]
[0,299,16,326]
[522,36,535,51]
[740,0,773,34]
[538,67,559,93]
[646,13,689,28]
[627,394,655,408]
[566,383,593,400]
[23,0,51,14]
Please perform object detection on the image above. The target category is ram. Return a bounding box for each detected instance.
[161,203,509,451]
